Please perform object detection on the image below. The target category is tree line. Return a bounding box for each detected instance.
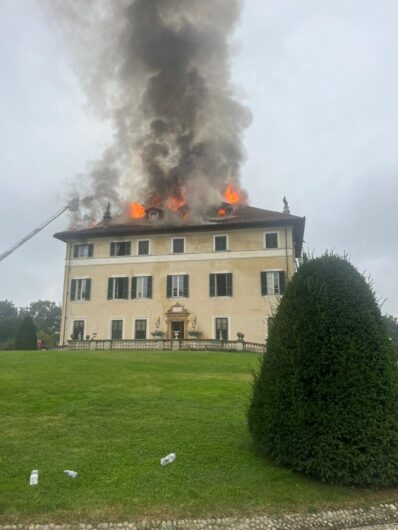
[0,300,61,349]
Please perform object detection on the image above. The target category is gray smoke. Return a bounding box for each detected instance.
[44,0,252,224]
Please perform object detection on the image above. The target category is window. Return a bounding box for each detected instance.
[107,277,129,300]
[138,240,150,255]
[167,275,189,298]
[70,279,91,301]
[135,319,147,339]
[265,232,278,249]
[111,320,123,339]
[215,317,229,340]
[172,238,185,254]
[214,235,227,252]
[72,320,85,340]
[131,276,152,299]
[73,243,93,258]
[209,273,233,297]
[110,241,131,256]
[261,271,286,295]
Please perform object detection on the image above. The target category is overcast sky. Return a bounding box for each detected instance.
[0,0,397,316]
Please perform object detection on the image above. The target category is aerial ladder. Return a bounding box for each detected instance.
[0,198,78,263]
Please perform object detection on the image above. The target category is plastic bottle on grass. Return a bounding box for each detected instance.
[160,453,176,466]
[29,470,39,485]
[64,470,78,478]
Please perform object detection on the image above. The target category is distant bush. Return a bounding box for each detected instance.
[14,316,37,351]
[248,254,398,487]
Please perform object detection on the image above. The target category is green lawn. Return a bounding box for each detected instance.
[0,350,396,524]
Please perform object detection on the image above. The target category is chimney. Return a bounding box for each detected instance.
[283,196,290,215]
[103,202,112,225]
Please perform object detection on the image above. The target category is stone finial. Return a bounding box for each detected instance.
[283,196,290,214]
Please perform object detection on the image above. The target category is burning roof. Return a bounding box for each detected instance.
[54,203,306,257]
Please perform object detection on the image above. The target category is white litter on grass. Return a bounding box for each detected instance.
[160,453,176,466]
[29,470,39,485]
[63,470,78,478]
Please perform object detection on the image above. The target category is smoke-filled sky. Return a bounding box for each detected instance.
[0,0,397,317]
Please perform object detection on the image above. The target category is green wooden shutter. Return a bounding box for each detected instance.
[85,279,91,301]
[183,275,189,298]
[122,278,129,299]
[110,243,115,256]
[126,242,131,255]
[147,276,153,299]
[70,279,77,301]
[261,272,268,295]
[209,274,215,297]
[107,278,113,300]
[167,276,172,298]
[131,277,137,299]
[226,273,233,297]
[73,245,79,258]
[88,244,94,257]
[279,271,286,295]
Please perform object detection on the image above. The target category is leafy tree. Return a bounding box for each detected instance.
[248,254,398,487]
[0,300,19,346]
[14,315,37,350]
[384,314,398,345]
[19,300,61,347]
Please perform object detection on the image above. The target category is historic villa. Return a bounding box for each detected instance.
[54,201,305,345]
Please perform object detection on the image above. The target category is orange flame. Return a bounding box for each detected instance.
[130,202,146,219]
[224,183,241,205]
[218,207,228,217]
[166,195,186,212]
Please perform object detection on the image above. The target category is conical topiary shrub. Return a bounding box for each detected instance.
[248,254,398,486]
[14,315,37,351]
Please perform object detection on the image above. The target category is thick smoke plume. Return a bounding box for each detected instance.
[45,0,251,224]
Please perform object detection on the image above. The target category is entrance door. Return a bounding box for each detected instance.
[171,321,184,339]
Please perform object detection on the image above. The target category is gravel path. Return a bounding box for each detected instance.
[2,502,398,530]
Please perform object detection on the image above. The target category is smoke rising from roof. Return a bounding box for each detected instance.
[44,0,252,224]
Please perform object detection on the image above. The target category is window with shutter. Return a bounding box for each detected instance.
[209,273,233,297]
[132,276,152,299]
[108,277,129,300]
[73,243,93,258]
[71,279,91,301]
[167,275,188,298]
[110,242,131,256]
[261,271,286,295]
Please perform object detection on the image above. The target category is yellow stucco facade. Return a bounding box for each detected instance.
[58,221,301,345]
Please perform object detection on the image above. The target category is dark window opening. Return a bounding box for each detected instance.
[138,240,150,255]
[72,320,85,341]
[110,242,131,256]
[172,238,185,254]
[209,273,233,297]
[265,233,278,249]
[135,319,147,339]
[111,320,123,340]
[215,318,228,340]
[214,235,227,251]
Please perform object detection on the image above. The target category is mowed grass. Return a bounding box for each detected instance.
[0,351,396,524]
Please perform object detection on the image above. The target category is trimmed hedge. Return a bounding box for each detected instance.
[248,255,398,486]
[14,315,37,350]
